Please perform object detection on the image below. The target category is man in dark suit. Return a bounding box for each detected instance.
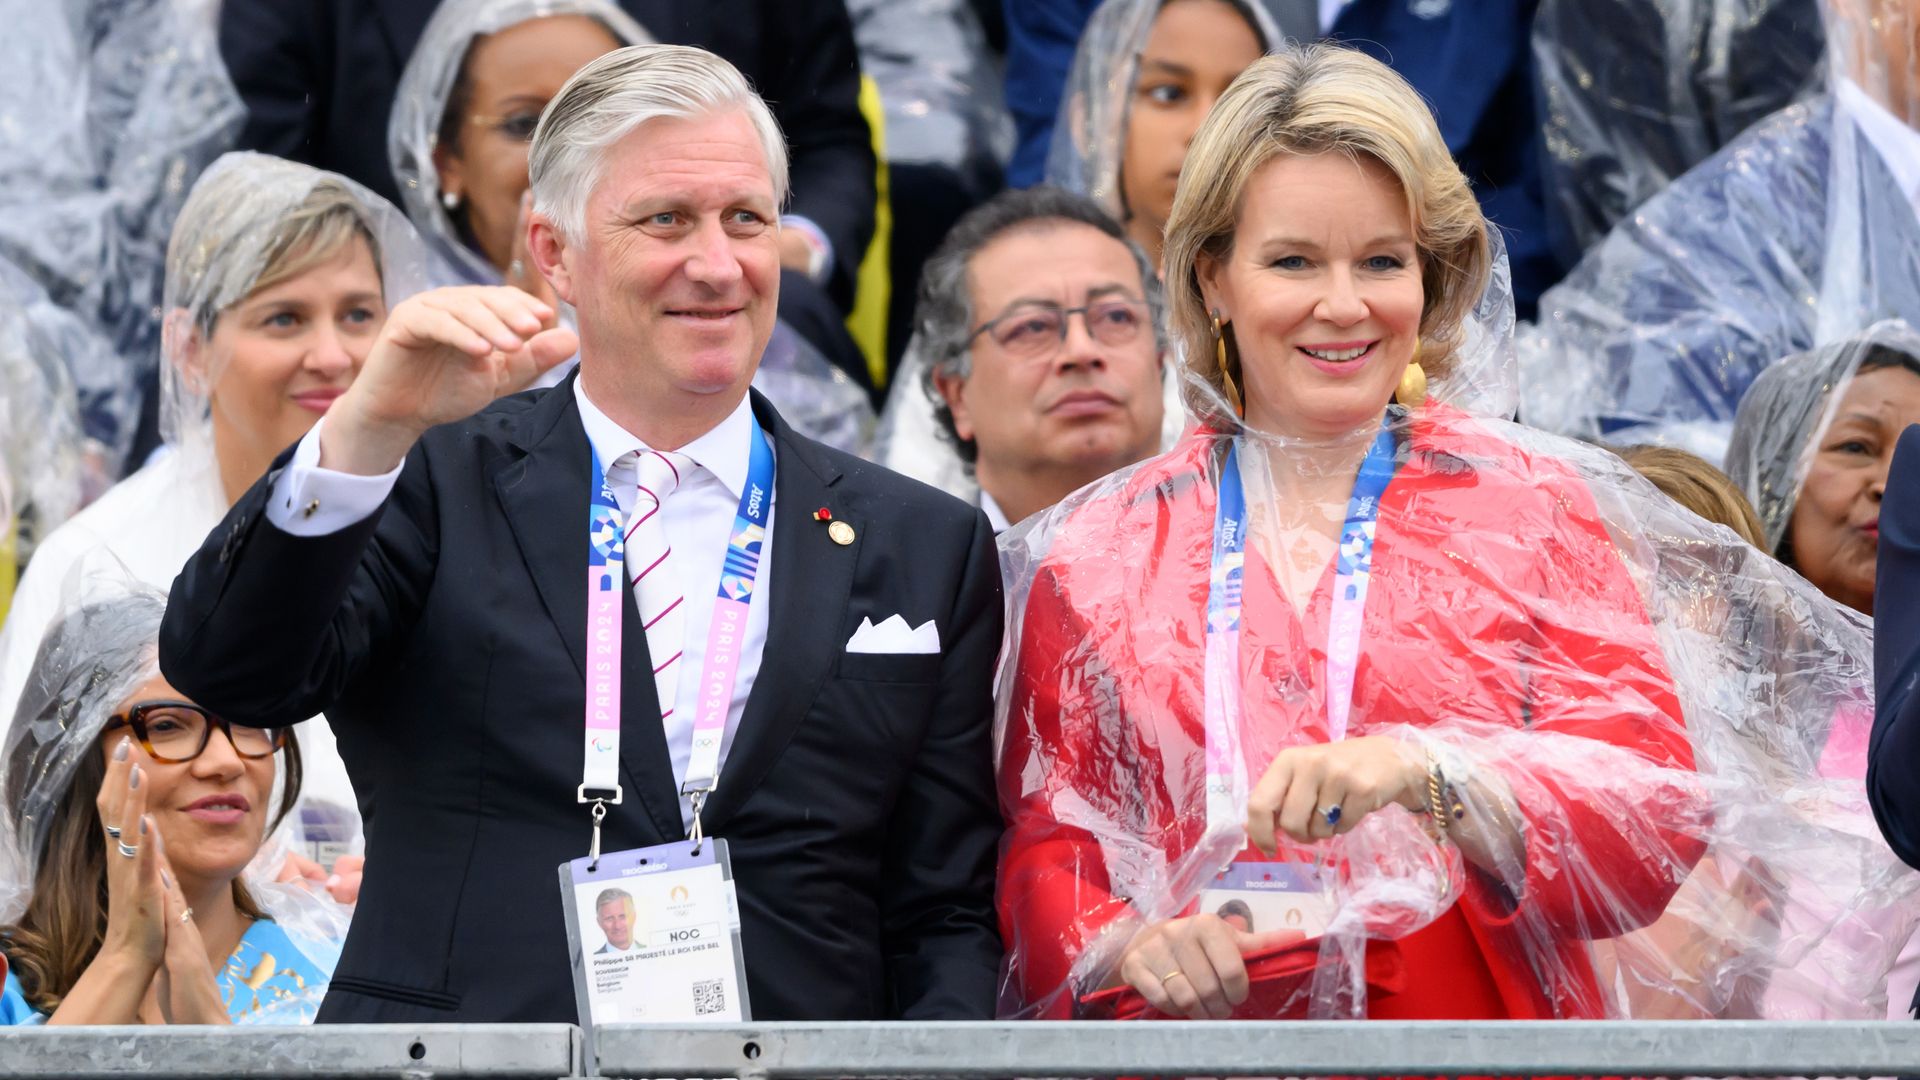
[217,0,876,385]
[160,45,1002,1024]
[1870,424,1920,1020]
[1871,425,1920,869]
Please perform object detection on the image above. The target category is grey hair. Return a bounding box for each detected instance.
[914,185,1167,464]
[529,44,789,244]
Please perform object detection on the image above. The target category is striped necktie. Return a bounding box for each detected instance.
[611,448,692,722]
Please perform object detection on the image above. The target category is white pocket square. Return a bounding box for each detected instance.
[845,614,941,655]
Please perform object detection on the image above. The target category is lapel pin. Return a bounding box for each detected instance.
[813,507,833,521]
[829,520,856,546]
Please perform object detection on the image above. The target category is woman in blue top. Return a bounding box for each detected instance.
[0,591,333,1024]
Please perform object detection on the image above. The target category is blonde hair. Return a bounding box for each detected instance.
[249,183,382,296]
[1616,445,1768,549]
[1161,44,1490,425]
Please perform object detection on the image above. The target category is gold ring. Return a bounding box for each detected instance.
[1160,969,1187,984]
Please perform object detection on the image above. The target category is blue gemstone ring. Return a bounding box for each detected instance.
[1321,805,1343,828]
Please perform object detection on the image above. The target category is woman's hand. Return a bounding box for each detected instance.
[326,854,365,905]
[96,738,167,968]
[149,831,230,1026]
[275,850,327,888]
[51,739,167,1024]
[1247,736,1426,855]
[1116,914,1294,1019]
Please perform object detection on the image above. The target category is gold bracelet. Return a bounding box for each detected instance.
[1423,749,1466,842]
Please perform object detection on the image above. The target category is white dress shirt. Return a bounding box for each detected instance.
[977,489,1012,534]
[1838,76,1920,221]
[267,383,774,828]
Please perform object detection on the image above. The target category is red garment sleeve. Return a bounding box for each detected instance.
[1458,468,1708,940]
[996,561,1132,1018]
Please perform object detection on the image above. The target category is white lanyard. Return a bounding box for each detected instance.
[580,426,775,863]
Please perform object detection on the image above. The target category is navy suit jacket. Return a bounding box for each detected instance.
[159,381,1003,1022]
[1870,425,1920,876]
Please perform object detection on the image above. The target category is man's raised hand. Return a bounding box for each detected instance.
[322,286,579,475]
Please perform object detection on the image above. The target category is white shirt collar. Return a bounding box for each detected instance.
[572,378,758,499]
[1837,77,1920,211]
[978,488,1012,533]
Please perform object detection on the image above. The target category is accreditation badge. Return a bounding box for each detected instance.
[1198,860,1332,938]
[559,840,752,1031]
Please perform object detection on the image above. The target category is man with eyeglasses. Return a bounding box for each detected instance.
[917,186,1168,531]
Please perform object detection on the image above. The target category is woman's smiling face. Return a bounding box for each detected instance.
[1199,151,1425,440]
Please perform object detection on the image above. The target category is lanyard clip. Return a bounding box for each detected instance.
[579,784,621,872]
[586,798,609,871]
[684,786,712,856]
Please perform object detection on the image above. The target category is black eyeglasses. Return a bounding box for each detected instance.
[104,701,286,765]
[967,298,1150,360]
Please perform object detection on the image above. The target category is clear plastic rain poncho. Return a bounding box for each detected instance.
[846,0,1013,178]
[0,261,100,560]
[0,0,242,475]
[1042,0,1281,220]
[160,152,434,468]
[387,0,875,454]
[1726,319,1920,557]
[1531,0,1826,260]
[0,584,347,1022]
[994,217,1915,1020]
[0,151,432,876]
[1518,0,1920,461]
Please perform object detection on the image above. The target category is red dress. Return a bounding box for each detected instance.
[997,406,1707,1020]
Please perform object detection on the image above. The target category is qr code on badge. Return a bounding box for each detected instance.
[693,978,726,1016]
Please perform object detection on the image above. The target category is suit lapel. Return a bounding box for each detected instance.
[494,375,682,844]
[700,393,852,834]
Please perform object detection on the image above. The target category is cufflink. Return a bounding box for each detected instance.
[302,498,320,520]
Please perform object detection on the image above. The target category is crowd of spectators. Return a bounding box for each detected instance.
[0,0,1917,1040]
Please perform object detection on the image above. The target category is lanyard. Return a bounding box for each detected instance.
[1203,420,1398,834]
[581,425,776,862]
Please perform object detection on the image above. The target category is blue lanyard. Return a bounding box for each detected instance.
[1203,420,1399,830]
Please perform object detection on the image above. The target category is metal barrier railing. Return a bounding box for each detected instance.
[11,1020,1920,1079]
[595,1021,1920,1078]
[0,1022,580,1079]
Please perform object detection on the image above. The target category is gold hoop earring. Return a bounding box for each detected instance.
[1212,313,1243,418]
[1396,338,1428,409]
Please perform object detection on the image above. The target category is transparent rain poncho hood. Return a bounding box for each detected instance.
[1519,0,1920,460]
[388,0,874,454]
[1725,319,1920,554]
[0,0,243,475]
[1042,0,1281,220]
[1531,0,1826,260]
[994,218,1913,1020]
[0,261,102,558]
[845,0,1013,177]
[388,0,653,291]
[159,152,433,469]
[0,581,349,1006]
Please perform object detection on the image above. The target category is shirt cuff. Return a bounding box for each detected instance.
[781,214,835,284]
[265,418,405,537]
